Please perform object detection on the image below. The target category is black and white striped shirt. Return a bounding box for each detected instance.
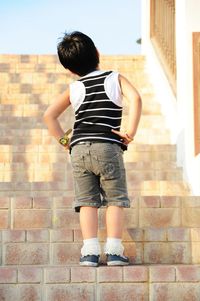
[70,70,126,149]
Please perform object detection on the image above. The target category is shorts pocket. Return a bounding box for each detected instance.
[98,146,123,180]
[70,147,85,176]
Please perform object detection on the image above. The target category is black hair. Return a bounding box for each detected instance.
[57,31,99,76]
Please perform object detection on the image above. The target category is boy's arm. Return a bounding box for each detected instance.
[112,74,142,144]
[43,88,71,144]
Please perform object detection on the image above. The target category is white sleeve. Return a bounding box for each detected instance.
[69,81,85,112]
[104,71,122,107]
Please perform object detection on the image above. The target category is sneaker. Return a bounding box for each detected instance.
[80,255,99,267]
[106,254,129,266]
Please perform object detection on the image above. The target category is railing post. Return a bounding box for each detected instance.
[150,0,176,94]
[193,32,200,156]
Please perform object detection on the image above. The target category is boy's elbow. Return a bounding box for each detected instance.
[139,95,142,108]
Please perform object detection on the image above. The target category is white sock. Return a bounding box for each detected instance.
[104,238,124,256]
[81,238,101,256]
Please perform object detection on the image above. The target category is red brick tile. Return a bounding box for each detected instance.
[14,209,52,228]
[0,268,17,283]
[45,267,70,283]
[170,243,190,264]
[0,285,18,300]
[2,230,25,242]
[167,228,190,241]
[0,210,9,229]
[51,229,73,242]
[0,198,10,208]
[140,208,180,228]
[18,285,42,301]
[54,196,74,208]
[46,284,95,301]
[182,208,200,227]
[123,228,144,242]
[123,242,142,264]
[52,243,81,265]
[141,196,161,208]
[71,267,96,283]
[26,230,49,242]
[33,197,52,208]
[18,267,42,283]
[161,196,180,208]
[99,283,148,301]
[13,197,32,209]
[53,209,79,228]
[150,266,176,282]
[191,228,200,241]
[4,243,49,265]
[124,266,148,282]
[98,267,123,282]
[176,266,200,282]
[73,229,83,242]
[144,229,167,241]
[144,242,190,264]
[150,283,200,301]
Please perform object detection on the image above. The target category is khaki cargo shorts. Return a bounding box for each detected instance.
[70,142,130,212]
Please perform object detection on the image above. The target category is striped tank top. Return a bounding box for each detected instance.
[69,70,126,150]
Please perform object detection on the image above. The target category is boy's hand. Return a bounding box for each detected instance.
[111,129,134,145]
[63,143,70,151]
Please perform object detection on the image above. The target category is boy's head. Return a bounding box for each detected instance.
[57,31,99,76]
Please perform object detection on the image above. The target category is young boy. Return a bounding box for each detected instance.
[43,31,142,266]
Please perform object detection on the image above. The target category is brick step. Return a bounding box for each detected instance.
[1,264,200,301]
[0,168,183,182]
[123,102,161,115]
[1,228,200,265]
[0,163,183,183]
[2,195,200,230]
[0,131,172,146]
[0,55,146,74]
[1,242,200,266]
[0,129,171,144]
[0,102,158,116]
[0,150,179,162]
[0,94,160,115]
[0,100,157,113]
[0,155,179,164]
[0,116,167,132]
[0,161,180,170]
[0,54,146,67]
[140,115,166,128]
[0,143,176,152]
[0,136,171,145]
[0,81,151,97]
[0,181,190,198]
[0,79,150,94]
[0,71,150,92]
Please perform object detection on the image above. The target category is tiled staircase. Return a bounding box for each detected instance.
[0,54,200,300]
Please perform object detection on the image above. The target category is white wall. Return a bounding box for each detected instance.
[141,0,177,143]
[181,0,200,194]
[141,0,200,194]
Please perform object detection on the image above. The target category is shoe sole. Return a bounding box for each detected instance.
[80,262,98,267]
[107,261,129,266]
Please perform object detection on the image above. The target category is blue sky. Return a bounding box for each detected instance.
[0,0,141,55]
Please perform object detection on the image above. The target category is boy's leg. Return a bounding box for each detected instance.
[106,206,124,238]
[79,206,101,265]
[104,206,129,265]
[80,206,98,239]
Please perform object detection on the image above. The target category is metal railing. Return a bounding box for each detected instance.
[150,0,176,93]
